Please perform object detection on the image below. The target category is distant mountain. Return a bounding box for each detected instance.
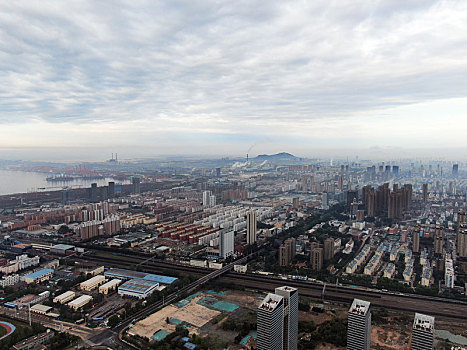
[253,152,298,161]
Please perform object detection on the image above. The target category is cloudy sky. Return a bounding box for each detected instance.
[1,0,467,161]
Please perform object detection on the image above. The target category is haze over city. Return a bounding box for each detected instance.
[1,2,467,350]
[1,1,467,161]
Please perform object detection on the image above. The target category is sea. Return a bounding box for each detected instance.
[0,169,128,196]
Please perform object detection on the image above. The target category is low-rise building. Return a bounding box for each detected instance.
[118,279,159,299]
[99,279,121,295]
[0,274,20,287]
[30,304,52,315]
[80,275,105,291]
[12,330,54,350]
[23,269,54,284]
[53,291,76,304]
[68,295,92,311]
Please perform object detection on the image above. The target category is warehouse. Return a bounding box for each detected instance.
[80,275,105,291]
[53,291,75,304]
[105,268,177,285]
[24,269,54,284]
[118,279,159,299]
[50,244,75,255]
[68,295,92,311]
[30,304,52,315]
[99,279,121,295]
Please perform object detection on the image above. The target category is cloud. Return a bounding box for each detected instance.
[0,0,466,158]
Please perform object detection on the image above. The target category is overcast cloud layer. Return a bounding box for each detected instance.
[1,0,467,160]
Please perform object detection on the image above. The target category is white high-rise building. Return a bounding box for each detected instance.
[275,286,298,350]
[220,230,234,259]
[347,299,371,350]
[411,313,435,350]
[444,258,454,288]
[202,190,212,206]
[322,192,329,210]
[246,210,257,245]
[257,286,298,350]
[209,194,216,207]
[257,293,284,350]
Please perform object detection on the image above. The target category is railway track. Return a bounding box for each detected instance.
[75,253,467,321]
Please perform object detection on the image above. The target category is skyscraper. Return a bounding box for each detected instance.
[452,164,459,177]
[347,299,371,350]
[457,210,466,256]
[257,286,298,350]
[275,286,298,350]
[411,313,435,350]
[257,293,284,350]
[246,210,257,245]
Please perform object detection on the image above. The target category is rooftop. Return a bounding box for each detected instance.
[25,269,54,279]
[51,244,75,250]
[258,293,283,312]
[413,313,435,333]
[349,298,370,315]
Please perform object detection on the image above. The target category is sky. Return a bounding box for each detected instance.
[1,0,467,161]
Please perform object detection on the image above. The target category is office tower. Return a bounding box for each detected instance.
[219,230,234,259]
[411,313,435,350]
[292,197,299,209]
[458,223,467,258]
[246,210,257,245]
[216,167,221,177]
[275,286,298,350]
[108,181,115,198]
[347,299,371,350]
[434,226,444,255]
[202,190,212,206]
[445,258,454,288]
[311,247,323,271]
[392,165,399,176]
[422,184,428,204]
[257,293,284,350]
[324,238,335,261]
[132,177,141,194]
[452,164,459,177]
[413,226,420,253]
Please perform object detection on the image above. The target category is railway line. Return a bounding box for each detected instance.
[75,253,467,321]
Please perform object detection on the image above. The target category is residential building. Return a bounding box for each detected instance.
[246,210,257,245]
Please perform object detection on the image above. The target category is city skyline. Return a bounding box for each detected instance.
[1,1,467,160]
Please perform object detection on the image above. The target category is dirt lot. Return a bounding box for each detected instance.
[132,294,220,339]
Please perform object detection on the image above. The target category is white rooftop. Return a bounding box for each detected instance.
[349,298,370,315]
[259,293,283,312]
[413,313,435,333]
